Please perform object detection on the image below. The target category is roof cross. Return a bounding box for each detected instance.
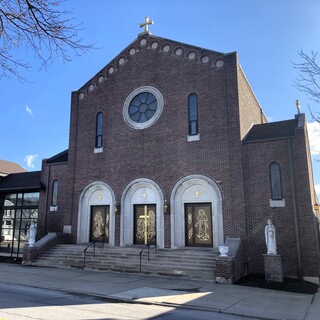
[139,17,154,34]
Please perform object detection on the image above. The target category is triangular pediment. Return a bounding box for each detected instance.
[77,34,235,99]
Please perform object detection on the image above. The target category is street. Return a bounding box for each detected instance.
[0,283,257,320]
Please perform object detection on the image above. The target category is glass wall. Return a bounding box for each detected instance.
[0,192,39,258]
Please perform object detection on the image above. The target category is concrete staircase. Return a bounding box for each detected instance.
[32,244,218,281]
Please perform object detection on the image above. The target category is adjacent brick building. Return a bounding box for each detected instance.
[0,31,319,283]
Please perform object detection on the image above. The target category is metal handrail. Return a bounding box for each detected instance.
[83,233,105,268]
[139,234,156,272]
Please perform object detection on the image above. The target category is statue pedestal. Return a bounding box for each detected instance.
[263,254,283,283]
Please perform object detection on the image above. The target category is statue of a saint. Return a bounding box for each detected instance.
[28,222,36,247]
[265,219,277,255]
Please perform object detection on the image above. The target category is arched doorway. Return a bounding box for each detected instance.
[121,178,164,248]
[77,182,116,245]
[170,175,223,248]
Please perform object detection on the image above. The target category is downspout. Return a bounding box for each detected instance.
[287,138,302,279]
[44,163,51,235]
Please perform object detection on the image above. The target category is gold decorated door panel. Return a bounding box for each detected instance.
[90,206,110,243]
[134,204,156,245]
[185,203,212,247]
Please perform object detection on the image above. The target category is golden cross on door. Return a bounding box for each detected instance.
[139,205,149,244]
[139,17,154,34]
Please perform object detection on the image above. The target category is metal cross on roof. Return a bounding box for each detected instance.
[139,17,154,34]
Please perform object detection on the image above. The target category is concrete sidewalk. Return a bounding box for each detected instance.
[0,263,319,320]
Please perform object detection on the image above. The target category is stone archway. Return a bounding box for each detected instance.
[121,178,164,248]
[170,175,223,248]
[77,181,116,245]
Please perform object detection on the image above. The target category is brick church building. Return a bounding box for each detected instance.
[0,23,319,284]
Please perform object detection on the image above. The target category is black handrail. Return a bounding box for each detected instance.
[139,234,156,272]
[83,233,105,268]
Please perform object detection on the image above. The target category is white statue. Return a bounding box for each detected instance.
[265,219,277,255]
[28,222,36,247]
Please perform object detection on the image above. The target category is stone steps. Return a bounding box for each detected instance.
[32,244,218,280]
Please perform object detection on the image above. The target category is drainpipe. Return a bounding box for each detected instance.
[44,163,51,236]
[287,138,302,279]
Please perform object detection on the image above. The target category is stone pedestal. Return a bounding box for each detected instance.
[263,254,283,283]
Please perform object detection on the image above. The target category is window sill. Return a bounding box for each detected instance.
[94,147,103,153]
[187,134,200,142]
[269,199,285,208]
[50,205,58,212]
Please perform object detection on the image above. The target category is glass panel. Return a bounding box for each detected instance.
[146,93,156,104]
[21,209,38,220]
[130,110,140,122]
[4,194,16,206]
[188,94,198,121]
[96,135,102,148]
[12,229,20,253]
[23,192,39,206]
[270,163,282,200]
[130,96,141,107]
[17,193,23,206]
[51,181,58,206]
[96,113,103,135]
[190,121,197,135]
[138,112,148,123]
[15,209,22,219]
[0,222,13,253]
[138,92,148,103]
[147,100,157,111]
[129,105,139,115]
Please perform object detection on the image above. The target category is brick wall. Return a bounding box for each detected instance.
[38,160,72,239]
[65,35,255,244]
[243,120,319,278]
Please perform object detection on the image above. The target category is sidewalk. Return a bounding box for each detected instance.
[0,263,319,320]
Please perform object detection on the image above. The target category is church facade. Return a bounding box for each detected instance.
[1,30,319,283]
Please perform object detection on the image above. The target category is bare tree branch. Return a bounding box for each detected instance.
[294,50,320,123]
[0,0,94,80]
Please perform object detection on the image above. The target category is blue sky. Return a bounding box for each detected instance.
[1,0,319,197]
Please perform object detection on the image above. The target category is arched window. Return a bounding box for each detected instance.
[51,180,58,206]
[95,112,103,148]
[269,162,282,200]
[188,94,198,136]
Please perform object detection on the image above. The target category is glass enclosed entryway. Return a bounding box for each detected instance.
[0,192,39,258]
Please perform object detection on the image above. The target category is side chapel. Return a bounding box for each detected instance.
[0,19,319,284]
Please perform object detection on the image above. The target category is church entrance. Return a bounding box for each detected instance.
[185,203,212,247]
[90,206,110,243]
[134,204,156,245]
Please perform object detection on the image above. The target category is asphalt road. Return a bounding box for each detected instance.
[0,283,258,320]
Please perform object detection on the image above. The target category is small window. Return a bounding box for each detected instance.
[188,94,198,136]
[95,112,103,148]
[270,162,282,200]
[51,180,58,206]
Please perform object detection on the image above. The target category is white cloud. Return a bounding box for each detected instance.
[307,122,320,155]
[24,154,38,169]
[316,184,320,200]
[25,105,33,117]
